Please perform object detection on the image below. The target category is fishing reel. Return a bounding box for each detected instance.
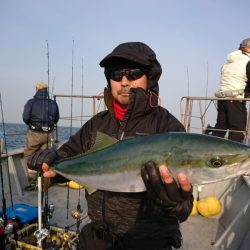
[71,209,81,220]
[34,228,49,245]
[71,204,82,233]
[58,231,78,250]
[4,221,14,235]
[60,231,70,248]
[0,217,4,236]
[3,218,22,235]
[71,202,82,220]
[48,229,78,250]
[71,203,82,230]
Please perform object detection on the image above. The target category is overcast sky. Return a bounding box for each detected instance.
[1,0,249,128]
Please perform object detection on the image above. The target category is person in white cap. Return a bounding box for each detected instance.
[22,81,59,188]
[209,38,250,142]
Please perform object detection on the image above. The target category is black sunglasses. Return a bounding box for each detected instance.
[110,69,145,82]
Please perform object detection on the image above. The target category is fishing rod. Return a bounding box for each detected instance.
[34,41,54,247]
[0,92,15,220]
[70,40,74,135]
[65,40,83,239]
[43,40,52,229]
[75,186,82,234]
[81,57,84,126]
[51,76,55,98]
[44,40,49,228]
[47,40,50,87]
[65,40,76,232]
[0,92,7,242]
[0,92,21,246]
[51,76,59,145]
[62,39,76,234]
[204,61,209,126]
[43,40,51,227]
[59,40,74,232]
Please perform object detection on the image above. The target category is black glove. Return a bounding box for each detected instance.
[27,149,58,172]
[141,161,193,222]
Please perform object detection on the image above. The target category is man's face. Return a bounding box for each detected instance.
[243,47,250,53]
[110,68,148,105]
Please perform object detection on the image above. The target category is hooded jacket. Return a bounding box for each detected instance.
[219,50,250,98]
[57,42,192,248]
[23,88,60,131]
[57,89,190,247]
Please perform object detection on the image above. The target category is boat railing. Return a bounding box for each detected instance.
[180,96,250,144]
[0,94,106,195]
[53,94,106,142]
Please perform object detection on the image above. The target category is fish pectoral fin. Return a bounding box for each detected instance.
[167,146,187,159]
[88,131,118,153]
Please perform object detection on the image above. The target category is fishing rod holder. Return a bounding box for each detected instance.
[8,223,79,249]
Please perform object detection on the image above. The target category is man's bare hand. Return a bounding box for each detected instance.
[159,165,192,192]
[42,163,57,178]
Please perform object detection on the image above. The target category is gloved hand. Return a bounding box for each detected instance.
[141,161,193,222]
[27,149,58,172]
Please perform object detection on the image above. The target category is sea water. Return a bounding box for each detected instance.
[0,123,80,151]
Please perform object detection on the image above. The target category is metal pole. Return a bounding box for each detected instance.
[38,176,42,232]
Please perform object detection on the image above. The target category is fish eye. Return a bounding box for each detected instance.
[208,157,224,168]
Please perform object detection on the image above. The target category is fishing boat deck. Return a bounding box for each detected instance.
[1,155,250,249]
[1,154,250,250]
[2,185,90,230]
[2,189,221,250]
[182,176,250,250]
[2,177,250,250]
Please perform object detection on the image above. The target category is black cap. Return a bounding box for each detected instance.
[100,42,162,96]
[100,42,155,68]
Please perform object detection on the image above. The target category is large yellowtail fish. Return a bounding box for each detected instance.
[51,132,250,192]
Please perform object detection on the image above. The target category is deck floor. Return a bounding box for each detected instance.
[1,184,90,230]
[2,183,250,250]
[181,215,223,250]
[1,184,224,250]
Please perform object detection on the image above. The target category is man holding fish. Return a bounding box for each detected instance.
[28,42,193,250]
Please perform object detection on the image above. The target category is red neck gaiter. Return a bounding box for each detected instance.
[113,99,128,121]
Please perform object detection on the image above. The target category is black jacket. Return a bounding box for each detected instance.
[57,88,192,246]
[244,60,250,96]
[56,42,193,248]
[23,89,59,131]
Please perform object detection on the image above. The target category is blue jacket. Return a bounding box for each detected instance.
[23,89,59,131]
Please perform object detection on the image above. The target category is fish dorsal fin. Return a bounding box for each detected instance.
[87,131,118,153]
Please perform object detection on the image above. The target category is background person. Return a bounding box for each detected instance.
[23,82,59,185]
[28,42,193,250]
[209,38,250,142]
